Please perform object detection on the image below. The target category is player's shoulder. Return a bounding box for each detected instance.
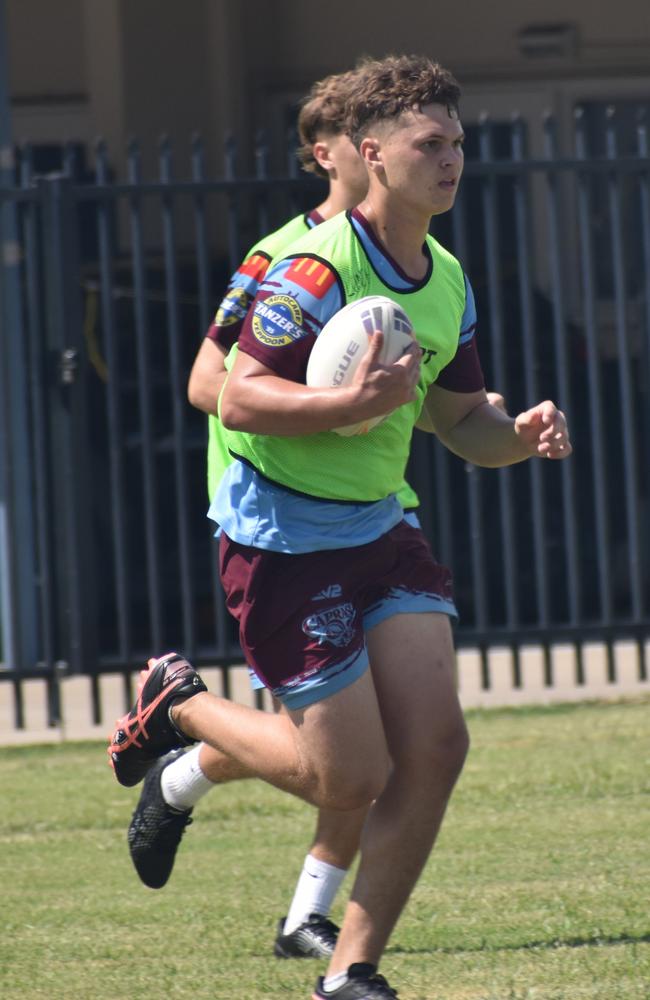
[269,210,352,266]
[426,232,463,271]
[249,212,312,261]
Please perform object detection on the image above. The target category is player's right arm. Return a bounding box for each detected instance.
[187,338,228,415]
[220,329,420,436]
[187,247,273,415]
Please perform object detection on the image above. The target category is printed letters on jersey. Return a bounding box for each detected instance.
[215,287,251,327]
[252,293,305,347]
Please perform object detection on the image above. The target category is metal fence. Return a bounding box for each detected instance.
[1,109,649,728]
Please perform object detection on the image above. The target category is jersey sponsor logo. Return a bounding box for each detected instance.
[285,257,337,298]
[238,252,271,282]
[302,602,356,648]
[251,293,305,347]
[214,286,251,327]
[421,347,438,365]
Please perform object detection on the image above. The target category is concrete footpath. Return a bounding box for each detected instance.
[1,642,649,747]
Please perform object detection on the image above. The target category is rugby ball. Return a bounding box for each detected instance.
[306,295,415,436]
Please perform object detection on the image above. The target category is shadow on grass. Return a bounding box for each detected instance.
[388,930,650,956]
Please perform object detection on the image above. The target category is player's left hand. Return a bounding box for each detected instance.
[514,400,572,459]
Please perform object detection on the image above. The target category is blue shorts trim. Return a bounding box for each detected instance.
[248,666,265,691]
[363,588,458,632]
[271,647,369,710]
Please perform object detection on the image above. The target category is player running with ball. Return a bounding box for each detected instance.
[110,54,571,1000]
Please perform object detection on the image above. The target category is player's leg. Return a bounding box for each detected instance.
[171,671,389,810]
[322,611,467,982]
[276,804,367,958]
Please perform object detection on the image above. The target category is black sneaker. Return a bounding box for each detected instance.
[274,913,339,959]
[108,652,207,787]
[127,750,193,888]
[312,964,399,999]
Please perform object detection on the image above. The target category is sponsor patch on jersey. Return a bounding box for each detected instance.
[285,257,337,299]
[302,602,356,648]
[238,252,271,282]
[215,286,251,327]
[251,293,305,347]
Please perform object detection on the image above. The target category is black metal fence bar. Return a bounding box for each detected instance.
[511,118,549,628]
[126,139,165,654]
[95,141,132,667]
[159,137,197,660]
[574,111,614,626]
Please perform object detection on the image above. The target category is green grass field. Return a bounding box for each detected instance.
[1,699,649,1000]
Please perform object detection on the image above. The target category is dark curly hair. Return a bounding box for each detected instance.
[345,54,461,148]
[296,69,360,179]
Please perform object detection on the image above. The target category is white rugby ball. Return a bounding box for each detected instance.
[306,295,415,436]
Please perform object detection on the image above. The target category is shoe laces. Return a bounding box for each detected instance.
[305,913,339,947]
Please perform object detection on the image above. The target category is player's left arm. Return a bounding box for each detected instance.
[419,272,571,465]
[423,385,572,466]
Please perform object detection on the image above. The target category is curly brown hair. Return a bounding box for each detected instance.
[345,54,461,148]
[296,69,359,179]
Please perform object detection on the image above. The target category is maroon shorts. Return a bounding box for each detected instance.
[219,520,456,709]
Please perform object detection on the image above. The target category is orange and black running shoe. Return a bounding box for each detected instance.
[108,652,206,787]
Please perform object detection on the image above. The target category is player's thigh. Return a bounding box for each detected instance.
[285,667,391,811]
[366,612,467,769]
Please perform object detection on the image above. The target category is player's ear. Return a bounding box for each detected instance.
[312,140,334,175]
[360,137,382,172]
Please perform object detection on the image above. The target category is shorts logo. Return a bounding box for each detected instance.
[215,287,250,327]
[302,602,356,648]
[252,294,305,347]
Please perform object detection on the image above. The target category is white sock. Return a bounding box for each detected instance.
[282,854,347,935]
[322,970,349,992]
[160,744,215,810]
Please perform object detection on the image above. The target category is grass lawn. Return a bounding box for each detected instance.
[1,698,648,999]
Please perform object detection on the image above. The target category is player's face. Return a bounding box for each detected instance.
[324,132,369,203]
[371,103,465,217]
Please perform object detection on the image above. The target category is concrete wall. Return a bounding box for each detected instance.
[6,0,650,176]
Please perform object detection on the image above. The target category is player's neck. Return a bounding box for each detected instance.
[357,195,430,280]
[315,181,360,221]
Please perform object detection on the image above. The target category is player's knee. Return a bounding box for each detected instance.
[431,719,470,787]
[310,759,389,812]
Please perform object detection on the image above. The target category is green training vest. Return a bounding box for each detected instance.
[206,214,313,500]
[224,213,466,503]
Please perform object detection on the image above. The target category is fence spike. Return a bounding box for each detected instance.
[255,128,269,178]
[94,137,109,184]
[159,134,173,182]
[127,137,141,183]
[604,105,618,159]
[286,126,299,177]
[20,143,33,186]
[223,132,237,180]
[636,107,648,157]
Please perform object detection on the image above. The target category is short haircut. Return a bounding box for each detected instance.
[345,54,462,148]
[296,69,358,179]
